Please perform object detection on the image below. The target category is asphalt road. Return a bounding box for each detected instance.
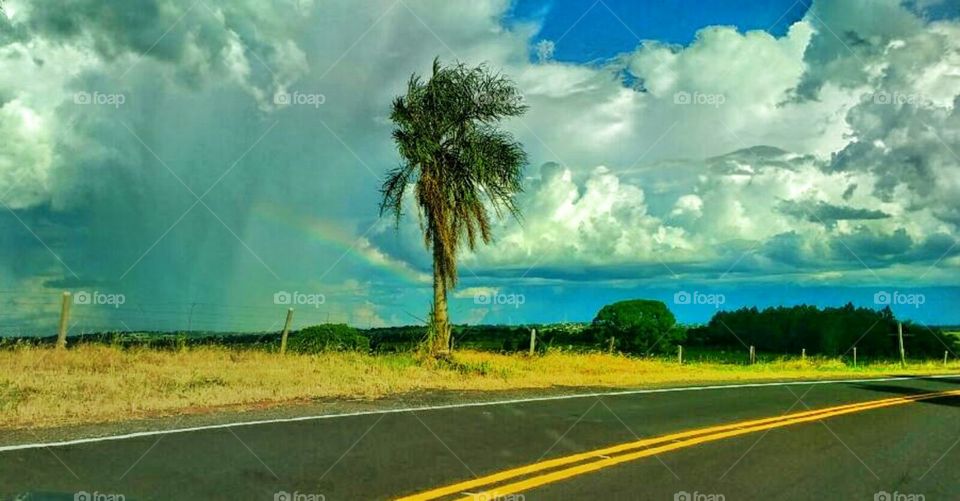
[2,376,959,500]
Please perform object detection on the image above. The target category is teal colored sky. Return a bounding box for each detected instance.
[1,0,959,333]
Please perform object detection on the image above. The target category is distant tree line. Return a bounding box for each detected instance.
[686,304,958,357]
[567,299,958,358]
[4,301,955,359]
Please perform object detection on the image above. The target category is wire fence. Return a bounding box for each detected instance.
[0,291,363,338]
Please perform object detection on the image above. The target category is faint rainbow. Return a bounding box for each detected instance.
[252,202,430,284]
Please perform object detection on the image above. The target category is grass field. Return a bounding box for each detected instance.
[1,344,958,430]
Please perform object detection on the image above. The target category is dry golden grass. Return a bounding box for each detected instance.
[1,345,957,430]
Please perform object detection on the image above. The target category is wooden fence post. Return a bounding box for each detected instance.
[853,347,857,367]
[56,292,71,350]
[898,322,906,368]
[945,351,949,366]
[678,345,683,365]
[749,345,756,365]
[801,348,806,362]
[529,328,537,356]
[279,308,294,354]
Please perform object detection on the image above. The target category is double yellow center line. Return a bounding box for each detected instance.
[397,389,960,500]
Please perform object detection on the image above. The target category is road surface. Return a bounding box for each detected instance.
[2,376,959,500]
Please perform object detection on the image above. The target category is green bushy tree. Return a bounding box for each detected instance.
[591,299,684,354]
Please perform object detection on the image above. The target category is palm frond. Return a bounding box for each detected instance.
[380,58,528,289]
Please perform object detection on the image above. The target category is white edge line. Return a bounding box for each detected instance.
[2,374,958,453]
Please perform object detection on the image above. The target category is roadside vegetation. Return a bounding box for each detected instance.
[2,343,959,430]
[3,301,957,430]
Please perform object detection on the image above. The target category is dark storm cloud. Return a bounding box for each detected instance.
[792,0,925,101]
[777,199,890,227]
[27,0,169,59]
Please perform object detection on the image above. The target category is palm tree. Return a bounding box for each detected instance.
[380,58,528,356]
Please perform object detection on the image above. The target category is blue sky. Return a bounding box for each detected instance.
[507,0,809,63]
[1,0,959,333]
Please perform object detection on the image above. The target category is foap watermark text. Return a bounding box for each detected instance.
[274,291,326,308]
[75,492,125,501]
[474,291,525,308]
[274,91,325,108]
[74,91,126,108]
[874,290,925,308]
[74,290,126,308]
[274,491,325,501]
[875,491,925,501]
[675,491,725,501]
[674,290,726,309]
[673,90,725,107]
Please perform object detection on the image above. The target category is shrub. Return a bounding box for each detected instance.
[288,324,370,353]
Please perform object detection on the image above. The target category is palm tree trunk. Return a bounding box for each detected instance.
[431,235,451,354]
